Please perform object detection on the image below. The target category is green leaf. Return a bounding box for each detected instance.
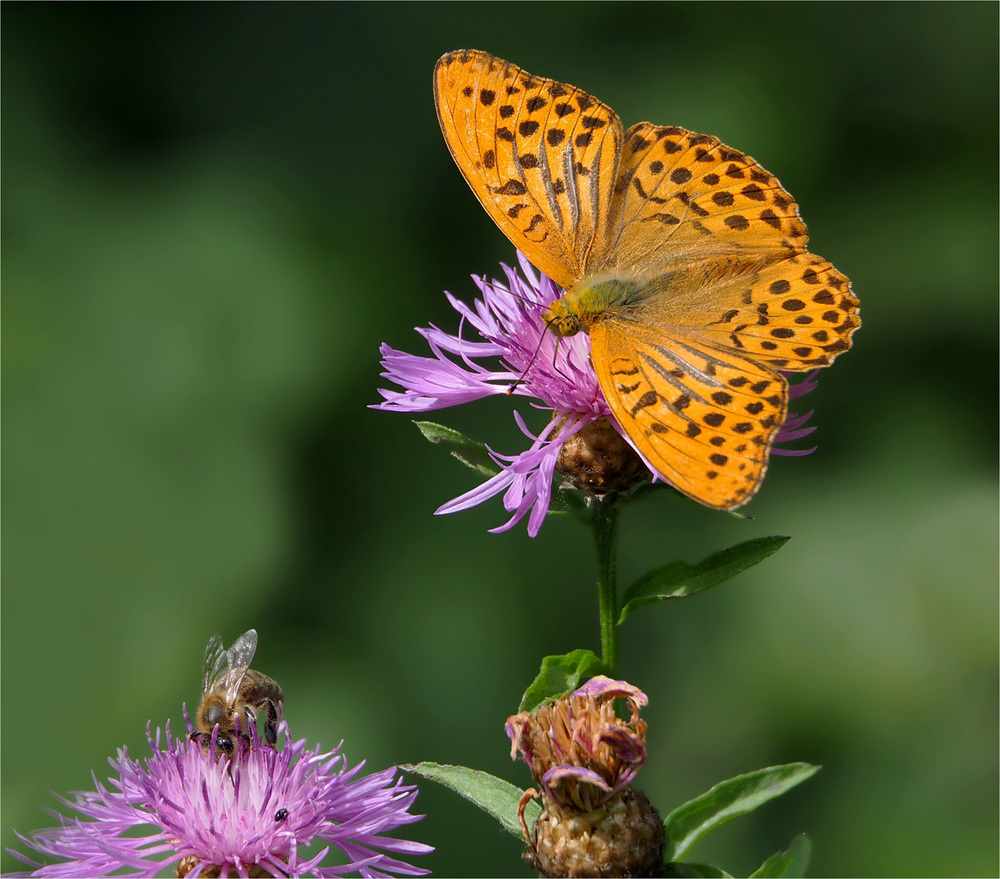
[519,649,607,712]
[413,421,499,476]
[401,762,540,841]
[665,863,734,878]
[619,536,790,624]
[750,834,812,878]
[663,763,819,862]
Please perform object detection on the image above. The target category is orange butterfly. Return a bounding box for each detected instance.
[434,50,859,510]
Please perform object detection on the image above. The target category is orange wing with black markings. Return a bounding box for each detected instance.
[434,50,859,509]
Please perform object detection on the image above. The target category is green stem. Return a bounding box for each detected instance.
[594,494,620,672]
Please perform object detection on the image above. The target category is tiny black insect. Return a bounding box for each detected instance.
[275,808,289,822]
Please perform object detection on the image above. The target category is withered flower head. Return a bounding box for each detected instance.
[507,676,649,812]
[506,677,664,878]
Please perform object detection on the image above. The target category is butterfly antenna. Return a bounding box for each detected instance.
[506,315,562,395]
[507,333,547,396]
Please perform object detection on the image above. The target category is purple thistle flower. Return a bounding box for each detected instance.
[9,719,432,878]
[375,252,820,536]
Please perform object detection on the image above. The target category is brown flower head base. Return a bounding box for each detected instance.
[506,676,665,877]
[555,417,649,494]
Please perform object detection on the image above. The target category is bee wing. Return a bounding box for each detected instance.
[224,629,258,706]
[202,633,228,694]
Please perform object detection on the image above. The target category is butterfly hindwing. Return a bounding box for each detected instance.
[695,254,860,371]
[434,50,623,288]
[624,252,861,374]
[590,320,788,509]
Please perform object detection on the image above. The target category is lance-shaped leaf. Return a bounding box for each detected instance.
[519,649,608,713]
[401,762,540,841]
[750,834,812,878]
[414,421,499,476]
[619,537,789,624]
[663,763,819,862]
[664,863,734,878]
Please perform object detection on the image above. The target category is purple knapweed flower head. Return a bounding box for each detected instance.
[9,718,432,878]
[375,253,819,536]
[505,676,664,877]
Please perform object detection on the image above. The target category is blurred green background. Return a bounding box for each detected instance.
[3,4,997,877]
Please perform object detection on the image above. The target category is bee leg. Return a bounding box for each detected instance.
[263,701,279,745]
[240,706,257,745]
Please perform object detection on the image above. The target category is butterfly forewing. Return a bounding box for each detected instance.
[604,123,809,277]
[434,50,623,288]
[591,323,787,509]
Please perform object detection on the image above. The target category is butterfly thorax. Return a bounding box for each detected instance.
[543,279,643,338]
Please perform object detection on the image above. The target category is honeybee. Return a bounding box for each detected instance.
[192,629,284,756]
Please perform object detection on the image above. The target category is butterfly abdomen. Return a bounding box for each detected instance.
[543,279,641,338]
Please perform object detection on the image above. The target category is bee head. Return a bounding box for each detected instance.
[203,702,225,728]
